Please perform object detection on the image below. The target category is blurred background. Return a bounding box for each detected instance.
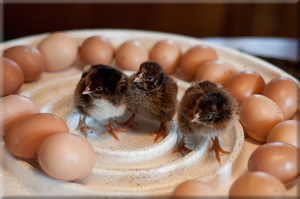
[2,2,299,78]
[2,2,298,40]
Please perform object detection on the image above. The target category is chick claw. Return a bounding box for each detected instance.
[148,122,168,143]
[172,137,192,156]
[76,115,96,138]
[103,118,126,141]
[116,113,138,131]
[209,136,230,163]
[148,130,167,143]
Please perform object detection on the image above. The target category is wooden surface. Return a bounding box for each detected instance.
[3,3,298,41]
[2,3,299,79]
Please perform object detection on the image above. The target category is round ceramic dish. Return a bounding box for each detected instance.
[0,29,297,197]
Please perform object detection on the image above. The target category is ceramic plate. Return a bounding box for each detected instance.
[1,29,297,197]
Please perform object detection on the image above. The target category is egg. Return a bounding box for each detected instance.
[248,142,300,186]
[266,120,299,148]
[38,133,95,181]
[79,36,114,66]
[38,32,78,72]
[291,110,299,121]
[171,180,217,197]
[3,45,45,82]
[194,60,237,86]
[149,39,181,74]
[179,45,218,81]
[5,113,69,159]
[225,71,265,105]
[0,57,24,96]
[0,94,40,136]
[115,40,148,71]
[229,171,286,197]
[262,76,299,120]
[239,94,284,142]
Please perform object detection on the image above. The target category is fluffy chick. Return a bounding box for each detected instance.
[73,64,128,140]
[118,61,178,143]
[176,80,238,162]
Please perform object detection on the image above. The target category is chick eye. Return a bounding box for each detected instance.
[204,115,213,120]
[147,76,154,81]
[95,86,103,91]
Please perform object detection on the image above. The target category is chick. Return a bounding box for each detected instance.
[176,80,238,163]
[73,64,128,140]
[118,61,178,143]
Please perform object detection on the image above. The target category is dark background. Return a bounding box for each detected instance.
[2,3,299,41]
[2,2,299,79]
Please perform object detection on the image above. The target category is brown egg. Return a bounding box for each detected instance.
[3,45,45,82]
[239,94,284,142]
[225,71,265,105]
[79,36,114,66]
[229,171,286,197]
[149,39,181,74]
[171,180,217,197]
[291,110,299,121]
[266,120,299,148]
[179,45,218,81]
[194,60,237,86]
[38,133,95,181]
[5,113,69,159]
[248,142,300,186]
[115,40,149,71]
[38,32,78,72]
[0,94,40,136]
[0,57,24,96]
[262,76,299,120]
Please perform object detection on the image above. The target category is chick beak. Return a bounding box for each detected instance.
[191,117,197,123]
[134,73,143,83]
[82,87,92,95]
[191,113,199,123]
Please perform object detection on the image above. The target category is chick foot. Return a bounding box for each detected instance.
[172,136,192,156]
[76,115,96,138]
[103,118,126,141]
[209,136,230,163]
[116,113,138,131]
[148,122,168,143]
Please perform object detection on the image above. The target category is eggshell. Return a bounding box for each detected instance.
[262,76,299,120]
[38,32,78,72]
[229,171,286,197]
[194,60,237,86]
[225,71,265,105]
[3,45,46,82]
[248,142,300,186]
[115,40,148,71]
[5,113,69,159]
[266,120,299,148]
[171,180,217,197]
[0,58,24,96]
[149,39,181,74]
[0,94,40,136]
[239,94,284,142]
[179,45,218,81]
[38,133,95,181]
[79,36,114,66]
[291,110,299,121]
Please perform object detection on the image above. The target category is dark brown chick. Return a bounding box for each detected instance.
[176,80,238,163]
[118,61,178,143]
[73,64,128,140]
